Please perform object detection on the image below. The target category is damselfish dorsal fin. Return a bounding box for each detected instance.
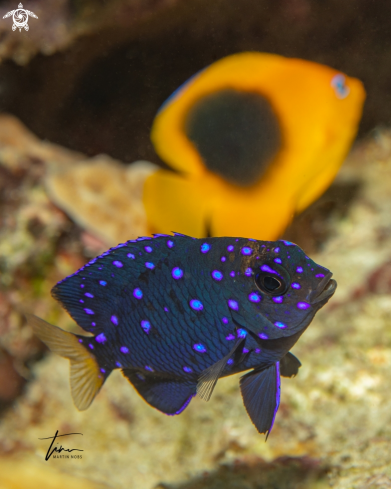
[26,314,106,411]
[280,352,301,378]
[240,362,281,438]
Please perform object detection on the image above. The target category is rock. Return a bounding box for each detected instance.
[0,0,181,65]
[45,157,158,247]
[2,119,391,487]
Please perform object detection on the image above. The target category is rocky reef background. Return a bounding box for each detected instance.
[1,1,391,488]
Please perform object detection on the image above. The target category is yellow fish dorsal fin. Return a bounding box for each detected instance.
[26,314,104,411]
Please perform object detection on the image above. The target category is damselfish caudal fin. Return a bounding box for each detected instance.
[26,314,106,411]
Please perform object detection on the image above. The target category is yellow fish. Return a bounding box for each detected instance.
[144,52,365,239]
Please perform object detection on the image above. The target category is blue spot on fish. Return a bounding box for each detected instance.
[172,267,184,279]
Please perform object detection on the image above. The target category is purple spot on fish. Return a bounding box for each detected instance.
[200,243,210,253]
[222,317,228,324]
[183,366,193,373]
[226,334,235,340]
[190,299,203,311]
[297,302,310,310]
[99,280,107,286]
[283,240,294,246]
[145,246,153,253]
[78,339,83,343]
[243,348,249,354]
[211,270,223,281]
[89,344,94,350]
[91,322,96,327]
[113,261,123,268]
[227,358,234,365]
[145,262,155,269]
[172,267,184,279]
[167,240,174,248]
[316,273,325,278]
[96,333,107,344]
[84,308,94,315]
[237,328,247,338]
[221,256,227,262]
[274,247,280,253]
[245,268,253,276]
[141,320,151,334]
[80,284,85,288]
[248,292,261,303]
[230,271,235,277]
[111,315,118,325]
[85,292,94,298]
[273,296,283,304]
[274,321,287,329]
[133,288,143,299]
[227,245,234,252]
[100,368,106,374]
[260,264,279,275]
[193,343,206,353]
[79,299,84,303]
[120,346,129,354]
[296,267,303,273]
[127,253,135,259]
[241,247,252,255]
[259,333,269,339]
[228,299,239,310]
[274,258,282,264]
[145,365,154,372]
[292,283,301,289]
[164,307,169,312]
[255,348,261,354]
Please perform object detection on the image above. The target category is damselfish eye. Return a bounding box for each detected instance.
[255,263,290,296]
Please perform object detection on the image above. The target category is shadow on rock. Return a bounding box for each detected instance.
[157,455,329,489]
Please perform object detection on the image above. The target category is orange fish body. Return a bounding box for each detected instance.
[144,52,365,239]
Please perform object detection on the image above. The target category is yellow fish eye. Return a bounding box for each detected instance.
[331,74,350,99]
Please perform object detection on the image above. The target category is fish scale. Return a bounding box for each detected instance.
[29,233,336,436]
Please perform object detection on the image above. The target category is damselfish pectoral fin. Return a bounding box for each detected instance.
[240,362,281,437]
[280,352,301,378]
[197,337,244,401]
[122,369,196,415]
[26,314,106,411]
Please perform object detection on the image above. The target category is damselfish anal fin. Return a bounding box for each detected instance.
[280,352,301,378]
[26,314,105,411]
[239,362,281,438]
[122,369,196,415]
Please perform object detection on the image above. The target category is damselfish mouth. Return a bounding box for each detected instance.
[310,273,337,304]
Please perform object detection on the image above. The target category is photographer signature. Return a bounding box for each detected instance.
[38,430,84,461]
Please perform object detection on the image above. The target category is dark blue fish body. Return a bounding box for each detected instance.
[28,234,336,436]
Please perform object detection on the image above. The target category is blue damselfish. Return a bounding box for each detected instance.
[28,234,336,436]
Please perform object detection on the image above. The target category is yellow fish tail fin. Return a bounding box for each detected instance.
[26,314,105,411]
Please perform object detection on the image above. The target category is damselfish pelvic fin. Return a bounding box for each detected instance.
[26,314,107,411]
[240,362,281,438]
[122,369,197,415]
[197,337,244,401]
[280,352,302,378]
